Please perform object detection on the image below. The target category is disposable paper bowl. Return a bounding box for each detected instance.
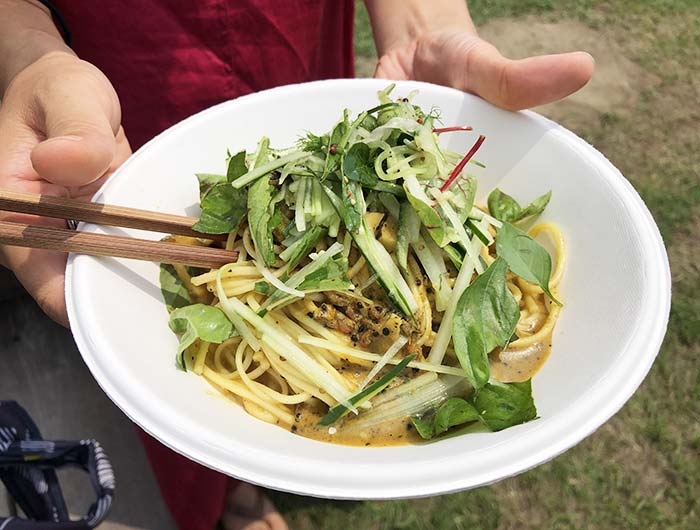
[66,79,671,499]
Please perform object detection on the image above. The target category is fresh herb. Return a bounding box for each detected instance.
[496,222,561,304]
[487,189,551,223]
[159,264,191,312]
[411,382,536,439]
[411,397,480,439]
[168,304,233,370]
[474,380,537,431]
[192,183,247,234]
[343,143,379,187]
[452,258,520,389]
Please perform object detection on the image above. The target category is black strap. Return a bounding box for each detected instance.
[0,401,114,529]
[35,0,72,47]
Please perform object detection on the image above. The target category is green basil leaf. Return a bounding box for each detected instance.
[496,222,560,304]
[342,143,378,187]
[195,173,226,199]
[474,380,537,431]
[410,414,435,439]
[517,191,551,222]
[192,183,247,234]
[168,304,233,370]
[434,397,480,435]
[487,188,551,223]
[226,150,248,183]
[452,258,520,389]
[248,176,277,266]
[159,264,191,312]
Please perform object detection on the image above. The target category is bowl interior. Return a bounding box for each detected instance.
[66,79,670,499]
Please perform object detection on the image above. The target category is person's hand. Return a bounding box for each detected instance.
[0,51,131,325]
[375,28,594,110]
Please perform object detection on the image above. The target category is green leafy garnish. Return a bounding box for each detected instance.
[342,143,379,187]
[496,222,561,304]
[159,264,191,312]
[411,397,480,439]
[474,380,537,431]
[320,354,416,426]
[168,304,233,370]
[452,258,520,389]
[192,183,247,234]
[192,150,248,234]
[411,383,536,439]
[487,189,551,223]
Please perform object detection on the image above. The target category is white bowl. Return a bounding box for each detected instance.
[66,79,671,499]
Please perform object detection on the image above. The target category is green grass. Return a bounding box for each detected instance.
[270,2,700,528]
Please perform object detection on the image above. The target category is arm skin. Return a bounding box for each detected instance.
[364,0,595,110]
[0,0,130,325]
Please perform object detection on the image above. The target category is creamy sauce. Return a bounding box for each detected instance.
[489,331,553,382]
[293,398,422,446]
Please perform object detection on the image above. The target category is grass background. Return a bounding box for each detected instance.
[270,1,700,528]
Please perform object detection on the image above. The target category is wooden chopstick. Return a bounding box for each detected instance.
[0,220,238,269]
[0,189,227,242]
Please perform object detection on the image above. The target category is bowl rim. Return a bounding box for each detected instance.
[65,78,671,499]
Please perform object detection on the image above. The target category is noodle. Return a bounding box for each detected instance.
[163,94,567,446]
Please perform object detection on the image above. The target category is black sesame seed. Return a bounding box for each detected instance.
[374,305,383,313]
[306,311,314,318]
[415,278,422,286]
[321,303,328,311]
[372,330,379,337]
[382,327,390,336]
[356,302,363,310]
[406,423,413,431]
[351,334,359,342]
[291,425,297,433]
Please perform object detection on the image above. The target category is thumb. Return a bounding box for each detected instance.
[29,57,121,187]
[456,38,595,110]
[414,31,595,111]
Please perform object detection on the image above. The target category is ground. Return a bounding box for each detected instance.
[268,1,700,529]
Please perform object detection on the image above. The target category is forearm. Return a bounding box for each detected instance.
[364,0,475,56]
[0,0,73,94]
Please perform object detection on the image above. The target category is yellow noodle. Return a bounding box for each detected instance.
[348,256,367,279]
[203,367,294,424]
[243,400,279,424]
[510,288,562,348]
[193,340,210,375]
[235,342,310,404]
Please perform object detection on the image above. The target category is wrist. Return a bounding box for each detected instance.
[366,0,475,56]
[0,29,73,95]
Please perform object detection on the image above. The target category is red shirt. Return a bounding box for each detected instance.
[54,0,355,149]
[50,2,355,529]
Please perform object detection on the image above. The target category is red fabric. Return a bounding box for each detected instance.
[50,2,355,529]
[54,0,355,150]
